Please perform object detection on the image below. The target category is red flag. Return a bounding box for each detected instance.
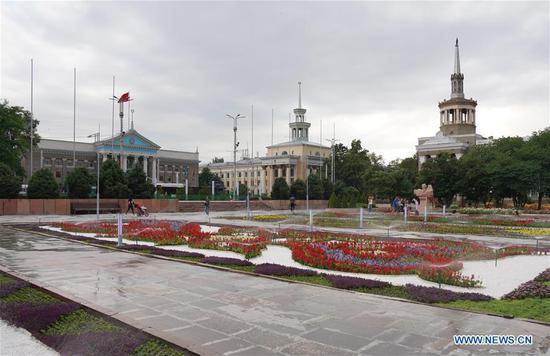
[118,92,130,103]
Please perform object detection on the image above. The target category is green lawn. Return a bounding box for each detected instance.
[45,309,123,335]
[440,298,550,322]
[283,275,333,286]
[1,287,60,304]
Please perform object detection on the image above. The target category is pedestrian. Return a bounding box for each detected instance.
[126,194,135,215]
[412,197,420,215]
[204,196,210,215]
[368,196,373,213]
[391,196,400,212]
[290,196,296,213]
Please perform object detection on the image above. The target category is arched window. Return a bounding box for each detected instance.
[281,151,288,155]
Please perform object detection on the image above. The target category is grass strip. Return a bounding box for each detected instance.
[134,339,188,356]
[284,275,333,286]
[440,298,550,322]
[45,309,124,335]
[0,274,14,284]
[1,287,60,304]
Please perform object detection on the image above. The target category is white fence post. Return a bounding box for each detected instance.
[404,205,408,224]
[359,207,364,228]
[424,205,428,223]
[117,213,123,247]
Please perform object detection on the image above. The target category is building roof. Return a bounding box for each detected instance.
[266,140,330,149]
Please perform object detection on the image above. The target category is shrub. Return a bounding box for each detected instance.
[254,263,317,276]
[0,163,22,198]
[327,192,337,208]
[126,164,154,198]
[271,177,290,199]
[290,179,306,199]
[65,167,94,198]
[323,274,390,289]
[502,280,550,300]
[200,256,253,266]
[27,168,59,198]
[100,159,128,198]
[404,284,492,303]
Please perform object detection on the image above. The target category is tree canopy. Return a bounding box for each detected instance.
[27,168,58,199]
[65,167,94,198]
[271,177,290,199]
[127,164,155,198]
[0,163,23,198]
[0,100,40,176]
[99,159,129,198]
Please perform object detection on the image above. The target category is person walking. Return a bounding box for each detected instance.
[126,194,135,215]
[368,196,374,213]
[204,196,210,215]
[290,196,296,213]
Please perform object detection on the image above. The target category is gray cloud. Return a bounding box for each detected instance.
[1,1,548,163]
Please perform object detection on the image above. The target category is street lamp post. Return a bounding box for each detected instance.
[226,114,245,200]
[88,132,101,220]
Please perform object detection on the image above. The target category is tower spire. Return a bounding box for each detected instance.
[454,38,461,74]
[450,38,464,99]
[298,81,302,109]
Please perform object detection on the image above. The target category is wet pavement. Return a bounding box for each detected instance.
[0,226,549,355]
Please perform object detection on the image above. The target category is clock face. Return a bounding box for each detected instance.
[129,137,135,145]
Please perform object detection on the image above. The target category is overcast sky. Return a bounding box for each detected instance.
[1,1,548,163]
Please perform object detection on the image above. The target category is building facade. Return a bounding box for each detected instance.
[23,126,199,191]
[206,83,331,196]
[416,39,490,166]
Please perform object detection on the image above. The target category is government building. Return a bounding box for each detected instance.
[416,39,491,166]
[206,83,331,196]
[23,123,200,192]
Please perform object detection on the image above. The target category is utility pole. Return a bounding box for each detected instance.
[30,59,34,177]
[325,125,340,184]
[226,114,245,200]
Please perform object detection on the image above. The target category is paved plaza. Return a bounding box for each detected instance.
[0,225,548,355]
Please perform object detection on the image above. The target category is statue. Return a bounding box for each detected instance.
[414,184,434,214]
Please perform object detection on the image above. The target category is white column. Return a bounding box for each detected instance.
[142,157,147,176]
[285,165,291,185]
[277,167,282,179]
[122,155,127,172]
[102,154,108,162]
[40,150,44,169]
[152,157,157,185]
[260,168,266,195]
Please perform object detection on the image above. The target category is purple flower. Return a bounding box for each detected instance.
[503,280,550,299]
[254,263,318,276]
[0,303,79,335]
[534,268,550,282]
[39,332,149,356]
[0,280,28,297]
[323,274,390,289]
[152,249,205,259]
[200,256,253,266]
[405,284,492,303]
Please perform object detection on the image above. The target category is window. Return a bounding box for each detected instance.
[290,168,294,177]
[55,171,61,178]
[244,172,248,177]
[281,151,288,155]
[238,172,241,178]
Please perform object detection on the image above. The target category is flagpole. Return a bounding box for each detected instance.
[30,59,34,177]
[271,108,274,146]
[251,104,254,195]
[73,67,76,166]
[111,75,115,159]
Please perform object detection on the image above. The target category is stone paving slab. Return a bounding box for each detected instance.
[0,226,548,356]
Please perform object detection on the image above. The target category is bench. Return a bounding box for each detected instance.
[71,202,121,215]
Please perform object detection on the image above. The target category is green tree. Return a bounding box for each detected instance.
[198,167,223,195]
[271,177,290,199]
[27,168,58,198]
[456,145,493,206]
[290,179,306,199]
[0,163,22,198]
[307,174,324,199]
[212,157,224,163]
[419,153,460,207]
[327,192,337,208]
[487,137,533,208]
[65,167,94,198]
[0,100,40,175]
[99,159,128,198]
[522,129,550,209]
[127,164,155,198]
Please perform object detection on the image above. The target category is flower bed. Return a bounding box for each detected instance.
[254,263,318,276]
[200,256,253,266]
[188,228,271,258]
[0,271,188,355]
[404,284,493,303]
[322,274,390,289]
[503,268,550,299]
